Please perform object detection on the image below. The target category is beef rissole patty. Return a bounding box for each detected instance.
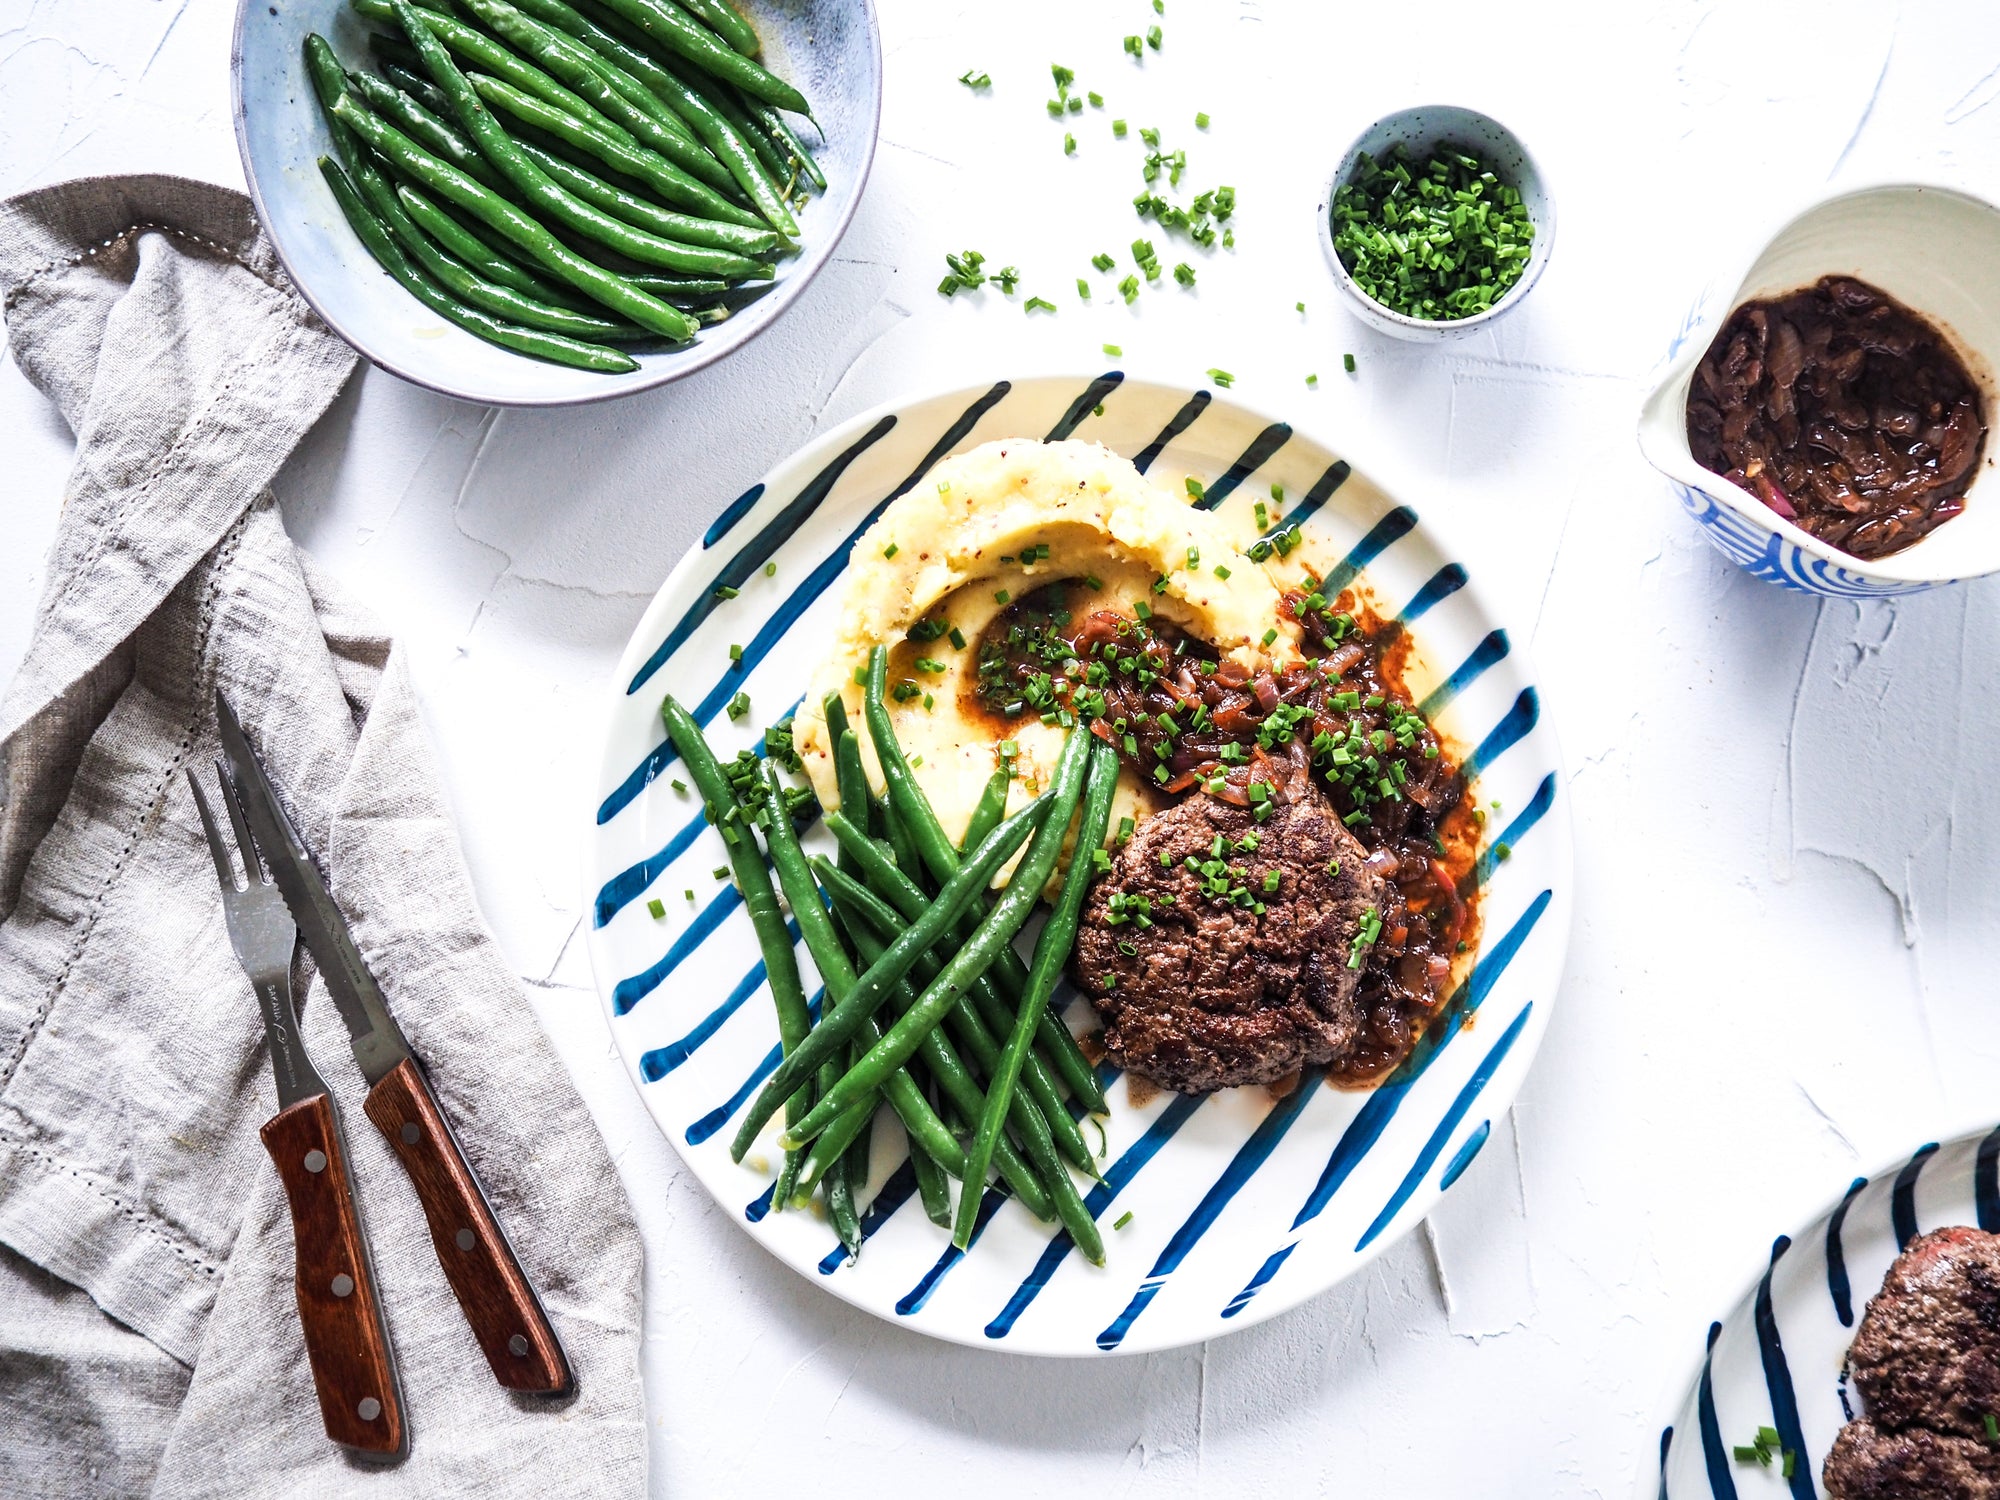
[1071,776,1387,1094]
[1826,1226,2000,1499]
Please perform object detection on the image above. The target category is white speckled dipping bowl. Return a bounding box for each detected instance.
[1316,103,1554,343]
[1637,182,2000,597]
[231,0,880,407]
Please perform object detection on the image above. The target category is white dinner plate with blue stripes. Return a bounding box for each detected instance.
[584,373,1573,1356]
[1654,1127,2000,1498]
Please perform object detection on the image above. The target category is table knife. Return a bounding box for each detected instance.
[217,691,573,1397]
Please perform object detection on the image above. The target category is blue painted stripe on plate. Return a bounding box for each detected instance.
[1659,1426,1673,1500]
[1268,459,1352,536]
[1095,1071,1324,1351]
[898,1187,1008,1315]
[1698,1321,1741,1500]
[1196,422,1292,510]
[1046,371,1125,440]
[1752,1235,1817,1500]
[820,1159,921,1274]
[1132,391,1211,473]
[1396,563,1468,624]
[1355,1004,1532,1250]
[594,806,708,927]
[597,385,1013,825]
[986,1091,1206,1339]
[1891,1142,1940,1250]
[1418,630,1510,719]
[703,484,764,548]
[1461,689,1540,784]
[627,415,898,697]
[1977,1124,2000,1232]
[1825,1176,1869,1328]
[1217,889,1552,1318]
[1320,505,1418,596]
[1221,1242,1297,1319]
[685,986,825,1144]
[1466,772,1557,892]
[745,1181,778,1221]
[612,888,742,1012]
[639,951,779,1081]
[1438,1118,1492,1191]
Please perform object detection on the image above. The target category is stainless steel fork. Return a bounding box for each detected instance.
[189,763,406,1457]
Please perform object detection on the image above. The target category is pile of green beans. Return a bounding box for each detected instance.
[303,0,822,373]
[661,672,1124,1267]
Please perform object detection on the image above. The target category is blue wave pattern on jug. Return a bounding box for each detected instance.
[590,373,1568,1355]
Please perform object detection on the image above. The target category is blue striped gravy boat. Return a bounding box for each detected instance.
[1655,1126,2000,1498]
[584,374,1574,1356]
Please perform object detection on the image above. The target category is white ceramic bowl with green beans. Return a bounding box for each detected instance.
[232,0,879,406]
[1316,103,1553,343]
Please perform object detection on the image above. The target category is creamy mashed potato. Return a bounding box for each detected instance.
[793,438,1297,872]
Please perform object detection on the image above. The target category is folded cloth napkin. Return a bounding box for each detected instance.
[0,175,646,1499]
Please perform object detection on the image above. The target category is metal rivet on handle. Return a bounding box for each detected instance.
[357,1397,382,1422]
[509,1334,530,1357]
[455,1228,475,1252]
[304,1149,327,1174]
[401,1122,419,1145]
[331,1273,354,1297]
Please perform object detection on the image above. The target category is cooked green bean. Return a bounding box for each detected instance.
[512,139,763,254]
[467,71,766,228]
[747,96,826,191]
[660,695,815,1192]
[910,1136,952,1228]
[318,157,638,373]
[610,47,798,235]
[960,764,1011,855]
[334,121,645,339]
[675,0,759,58]
[860,646,1108,1115]
[819,826,1097,1176]
[727,797,1050,1161]
[462,0,757,204]
[815,871,1054,1216]
[395,5,765,279]
[781,732,1087,1148]
[354,0,633,141]
[700,76,801,192]
[589,0,809,113]
[378,58,454,111]
[753,765,974,1210]
[323,84,694,335]
[955,740,1119,1249]
[394,179,591,309]
[346,68,502,187]
[824,1146,861,1254]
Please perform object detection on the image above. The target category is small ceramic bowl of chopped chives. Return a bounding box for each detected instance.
[1317,103,1555,342]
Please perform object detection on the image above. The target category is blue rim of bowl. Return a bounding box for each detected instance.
[1316,104,1556,335]
[227,0,882,409]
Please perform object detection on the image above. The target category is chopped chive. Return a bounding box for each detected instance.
[1305,373,1319,386]
[1194,111,1209,129]
[1025,295,1057,313]
[910,753,924,768]
[1123,34,1142,57]
[959,69,990,88]
[1174,262,1195,286]
[1295,300,1305,313]
[1343,352,1357,373]
[671,778,688,794]
[725,689,751,721]
[1184,476,1206,501]
[1064,133,1076,156]
[1261,628,1278,646]
[1985,1414,1999,1444]
[713,584,739,600]
[1088,90,1103,106]
[1092,252,1116,272]
[712,866,730,880]
[949,625,968,650]
[1206,367,1234,387]
[1077,277,1091,298]
[1113,1210,1135,1230]
[647,897,666,919]
[728,643,743,662]
[1112,118,1128,137]
[1146,24,1162,48]
[1119,274,1140,303]
[1213,564,1231,579]
[763,560,776,577]
[685,889,695,901]
[995,589,1011,604]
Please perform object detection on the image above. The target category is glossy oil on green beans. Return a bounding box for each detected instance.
[588,0,809,113]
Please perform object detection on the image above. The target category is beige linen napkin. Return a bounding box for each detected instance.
[0,174,645,1499]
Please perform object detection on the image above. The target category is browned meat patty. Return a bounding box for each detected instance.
[1850,1227,2000,1440]
[1825,1421,2000,1500]
[1825,1226,2000,1498]
[1070,774,1387,1094]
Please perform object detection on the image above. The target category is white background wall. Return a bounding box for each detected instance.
[6,1,2000,1493]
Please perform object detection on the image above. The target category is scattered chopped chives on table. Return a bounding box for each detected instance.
[959,69,990,88]
[1330,142,1534,320]
[1103,342,1123,356]
[647,898,666,919]
[1206,367,1234,387]
[1344,352,1357,373]
[1025,296,1057,314]
[1306,373,1319,386]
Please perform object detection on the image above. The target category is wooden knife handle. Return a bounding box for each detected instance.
[364,1057,572,1395]
[260,1094,407,1457]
